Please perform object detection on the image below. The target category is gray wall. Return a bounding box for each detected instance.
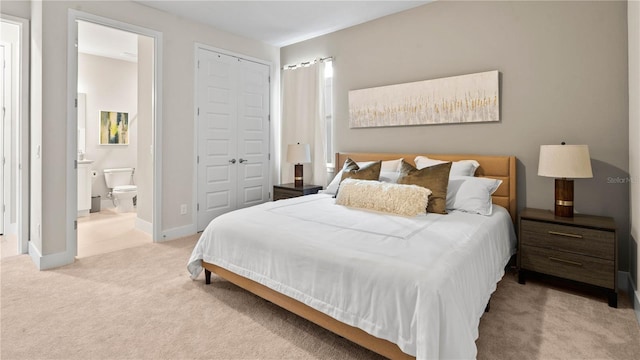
[281,1,631,271]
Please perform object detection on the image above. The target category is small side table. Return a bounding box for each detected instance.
[518,208,617,307]
[273,183,323,201]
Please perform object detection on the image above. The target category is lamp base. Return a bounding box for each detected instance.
[554,178,574,217]
[294,164,303,187]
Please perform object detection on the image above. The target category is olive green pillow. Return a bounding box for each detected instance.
[334,158,382,197]
[397,160,452,214]
[340,158,382,182]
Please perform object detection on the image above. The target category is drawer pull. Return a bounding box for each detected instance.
[549,257,583,267]
[548,230,583,239]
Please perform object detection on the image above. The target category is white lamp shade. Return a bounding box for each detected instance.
[287,143,311,164]
[538,144,593,178]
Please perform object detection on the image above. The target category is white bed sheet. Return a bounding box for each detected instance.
[188,194,516,359]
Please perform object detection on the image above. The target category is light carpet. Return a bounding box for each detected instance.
[1,234,639,359]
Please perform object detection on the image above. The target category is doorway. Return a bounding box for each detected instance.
[68,10,163,259]
[0,14,29,258]
[76,20,154,257]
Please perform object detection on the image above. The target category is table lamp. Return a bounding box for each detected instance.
[538,143,593,217]
[287,143,311,187]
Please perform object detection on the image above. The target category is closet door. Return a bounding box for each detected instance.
[196,49,271,231]
[197,50,239,231]
[236,59,270,209]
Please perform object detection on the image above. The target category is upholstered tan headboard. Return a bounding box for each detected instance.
[335,152,517,223]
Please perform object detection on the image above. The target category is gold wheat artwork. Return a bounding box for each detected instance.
[349,71,499,128]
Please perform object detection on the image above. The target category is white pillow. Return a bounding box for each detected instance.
[446,176,502,215]
[335,178,431,217]
[415,156,480,176]
[323,158,404,195]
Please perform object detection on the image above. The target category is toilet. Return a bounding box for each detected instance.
[103,168,137,213]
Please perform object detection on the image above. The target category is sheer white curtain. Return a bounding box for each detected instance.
[281,61,328,187]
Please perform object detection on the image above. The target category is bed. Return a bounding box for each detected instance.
[188,152,517,359]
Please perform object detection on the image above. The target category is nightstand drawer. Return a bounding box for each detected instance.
[520,220,614,260]
[520,245,614,289]
[273,187,300,200]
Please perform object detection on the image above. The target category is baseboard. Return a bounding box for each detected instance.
[618,271,630,294]
[635,288,640,326]
[28,242,74,270]
[135,217,152,235]
[629,272,640,327]
[160,223,197,242]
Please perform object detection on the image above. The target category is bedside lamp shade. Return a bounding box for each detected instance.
[287,143,311,187]
[538,144,593,217]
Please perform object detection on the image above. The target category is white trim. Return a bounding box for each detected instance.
[635,288,640,326]
[28,241,74,270]
[618,270,630,294]
[161,224,197,242]
[67,11,79,259]
[619,271,640,327]
[195,42,272,67]
[135,216,152,235]
[67,10,164,262]
[630,272,640,326]
[0,14,29,255]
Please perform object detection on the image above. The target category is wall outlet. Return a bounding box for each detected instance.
[180,204,187,215]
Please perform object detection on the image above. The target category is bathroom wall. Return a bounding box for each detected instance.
[78,52,138,203]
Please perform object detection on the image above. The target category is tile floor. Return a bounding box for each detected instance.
[77,209,151,258]
[0,209,151,259]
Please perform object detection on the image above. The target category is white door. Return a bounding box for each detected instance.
[196,48,270,231]
[0,43,7,235]
[197,50,239,231]
[236,59,270,209]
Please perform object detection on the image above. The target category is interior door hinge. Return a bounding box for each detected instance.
[74,160,78,169]
[197,155,199,164]
[75,98,78,108]
[268,114,270,122]
[74,220,77,230]
[197,108,200,116]
[197,203,200,211]
[268,153,270,160]
[197,60,200,69]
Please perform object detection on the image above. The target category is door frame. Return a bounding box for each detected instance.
[67,10,163,253]
[193,43,272,231]
[0,14,29,254]
[0,40,8,236]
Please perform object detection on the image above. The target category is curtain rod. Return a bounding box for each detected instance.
[282,56,333,70]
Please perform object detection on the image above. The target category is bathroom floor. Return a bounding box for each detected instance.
[0,233,19,259]
[77,209,151,258]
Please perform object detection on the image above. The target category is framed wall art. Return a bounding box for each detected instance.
[348,70,499,128]
[99,110,129,145]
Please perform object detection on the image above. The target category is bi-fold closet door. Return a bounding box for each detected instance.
[196,48,270,231]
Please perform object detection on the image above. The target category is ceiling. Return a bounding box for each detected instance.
[78,1,430,62]
[135,1,430,47]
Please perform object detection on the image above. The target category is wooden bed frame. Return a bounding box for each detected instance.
[202,152,517,359]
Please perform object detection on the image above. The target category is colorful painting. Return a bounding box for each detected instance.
[99,111,129,145]
[348,70,500,128]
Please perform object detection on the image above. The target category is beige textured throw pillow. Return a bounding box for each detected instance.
[335,179,431,217]
[397,160,452,214]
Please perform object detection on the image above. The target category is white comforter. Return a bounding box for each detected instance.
[188,194,516,359]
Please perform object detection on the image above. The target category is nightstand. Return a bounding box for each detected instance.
[518,208,617,307]
[273,183,323,201]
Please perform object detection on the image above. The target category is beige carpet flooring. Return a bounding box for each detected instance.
[1,234,639,360]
